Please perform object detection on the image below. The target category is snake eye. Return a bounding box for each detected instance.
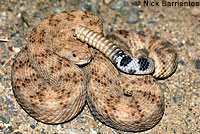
[72,53,76,57]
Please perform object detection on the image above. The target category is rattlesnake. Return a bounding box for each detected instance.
[11,10,177,132]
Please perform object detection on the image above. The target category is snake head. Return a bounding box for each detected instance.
[53,38,92,65]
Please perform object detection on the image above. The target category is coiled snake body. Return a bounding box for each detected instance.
[11,10,178,132]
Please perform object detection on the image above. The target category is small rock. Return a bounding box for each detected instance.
[30,124,35,129]
[54,7,66,13]
[79,2,92,12]
[179,42,184,47]
[146,17,156,24]
[109,0,124,10]
[191,7,200,16]
[172,38,177,42]
[187,46,199,60]
[10,31,19,38]
[0,12,7,25]
[195,60,200,69]
[69,0,80,5]
[14,47,21,53]
[15,132,23,134]
[79,2,99,14]
[6,96,13,105]
[104,0,114,5]
[172,97,177,103]
[120,6,131,16]
[64,129,87,134]
[120,7,139,24]
[177,97,182,100]
[126,13,138,24]
[180,60,185,65]
[1,113,10,124]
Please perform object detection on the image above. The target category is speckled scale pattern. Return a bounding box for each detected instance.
[86,47,165,132]
[11,10,102,124]
[11,10,177,132]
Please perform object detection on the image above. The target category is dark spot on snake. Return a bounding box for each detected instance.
[22,83,25,87]
[131,112,135,116]
[143,92,147,97]
[120,55,132,67]
[31,103,36,107]
[104,109,108,113]
[74,80,78,84]
[66,64,70,67]
[63,104,67,108]
[58,96,63,99]
[113,107,116,110]
[138,57,149,71]
[167,49,175,53]
[131,80,136,84]
[129,69,136,74]
[124,93,133,97]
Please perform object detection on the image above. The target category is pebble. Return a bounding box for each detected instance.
[64,129,87,134]
[172,38,178,42]
[195,60,200,69]
[172,97,177,103]
[179,42,184,47]
[1,113,10,124]
[109,0,124,10]
[180,60,185,65]
[195,25,200,35]
[120,7,139,24]
[126,13,138,24]
[5,96,13,105]
[191,7,200,16]
[103,0,114,5]
[120,6,131,16]
[15,132,23,134]
[14,47,21,53]
[30,124,35,129]
[146,17,156,24]
[69,0,80,5]
[54,7,66,13]
[79,2,92,12]
[41,130,47,134]
[0,12,7,24]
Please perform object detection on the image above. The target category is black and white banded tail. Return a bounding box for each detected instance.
[75,26,155,74]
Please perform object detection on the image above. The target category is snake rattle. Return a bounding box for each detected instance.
[75,26,155,74]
